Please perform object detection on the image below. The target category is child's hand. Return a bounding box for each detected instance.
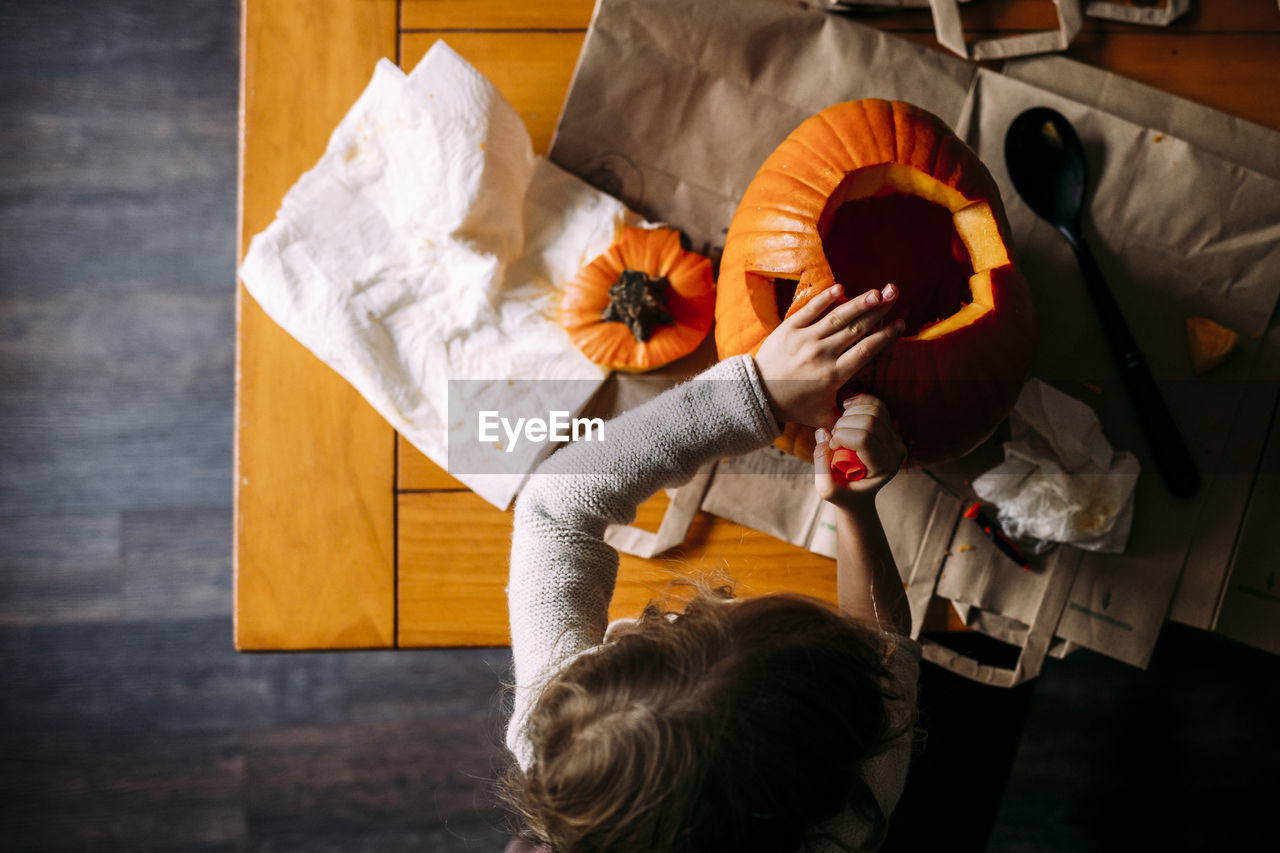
[813,394,905,508]
[754,284,904,429]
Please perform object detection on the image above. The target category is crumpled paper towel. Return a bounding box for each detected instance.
[240,42,640,510]
[971,379,1141,553]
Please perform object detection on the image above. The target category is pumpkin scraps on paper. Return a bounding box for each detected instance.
[716,98,1037,467]
[1185,316,1238,376]
[561,226,716,372]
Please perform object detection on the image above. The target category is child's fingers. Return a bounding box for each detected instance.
[828,413,877,443]
[840,393,890,420]
[785,284,845,328]
[818,285,897,345]
[831,396,905,477]
[830,426,898,477]
[834,319,905,379]
[825,304,897,353]
[852,443,898,480]
[813,427,837,491]
[831,397,883,435]
[832,397,892,441]
[813,427,834,465]
[829,425,891,467]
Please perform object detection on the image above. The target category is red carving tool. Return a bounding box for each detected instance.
[964,501,1031,570]
[830,447,866,482]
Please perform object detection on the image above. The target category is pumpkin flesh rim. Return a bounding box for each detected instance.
[801,163,1011,342]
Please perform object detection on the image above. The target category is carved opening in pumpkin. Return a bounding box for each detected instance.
[773,278,799,324]
[823,193,971,335]
[818,164,1007,341]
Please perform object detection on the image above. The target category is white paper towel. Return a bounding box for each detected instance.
[972,379,1140,553]
[240,42,641,509]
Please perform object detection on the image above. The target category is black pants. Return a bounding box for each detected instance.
[883,635,1035,853]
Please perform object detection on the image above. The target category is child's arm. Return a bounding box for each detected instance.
[507,284,902,766]
[506,355,778,766]
[811,395,910,634]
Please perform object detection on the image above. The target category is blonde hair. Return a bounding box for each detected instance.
[500,587,915,852]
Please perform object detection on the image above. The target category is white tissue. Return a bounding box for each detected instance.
[971,379,1140,553]
[240,42,640,509]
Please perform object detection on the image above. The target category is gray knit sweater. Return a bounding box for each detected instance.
[506,354,920,849]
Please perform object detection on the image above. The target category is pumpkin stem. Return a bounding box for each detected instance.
[602,269,674,342]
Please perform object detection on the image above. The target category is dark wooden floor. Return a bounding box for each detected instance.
[0,2,1275,851]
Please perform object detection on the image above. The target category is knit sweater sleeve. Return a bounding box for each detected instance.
[505,354,781,769]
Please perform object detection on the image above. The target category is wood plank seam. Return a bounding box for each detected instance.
[400,27,589,33]
[397,488,469,493]
[396,0,403,65]
[393,429,401,648]
[397,0,1280,34]
[841,28,1280,35]
[389,0,400,647]
[388,0,404,653]
[394,27,1279,37]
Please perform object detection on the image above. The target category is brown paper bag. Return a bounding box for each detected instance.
[560,0,1280,682]
[927,0,1189,62]
[929,0,1081,61]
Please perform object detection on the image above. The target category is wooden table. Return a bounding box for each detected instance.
[235,0,1280,650]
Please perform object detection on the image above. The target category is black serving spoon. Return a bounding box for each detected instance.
[1004,107,1199,499]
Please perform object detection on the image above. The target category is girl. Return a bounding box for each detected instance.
[503,283,918,852]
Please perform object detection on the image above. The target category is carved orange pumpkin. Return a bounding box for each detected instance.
[562,226,715,372]
[716,99,1037,465]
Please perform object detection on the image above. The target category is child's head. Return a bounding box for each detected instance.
[503,589,913,852]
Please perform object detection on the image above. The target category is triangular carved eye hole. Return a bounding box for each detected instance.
[772,278,799,322]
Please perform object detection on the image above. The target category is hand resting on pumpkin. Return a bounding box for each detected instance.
[752,283,905,431]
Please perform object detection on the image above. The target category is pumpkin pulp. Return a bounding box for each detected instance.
[822,192,972,336]
[813,163,1009,342]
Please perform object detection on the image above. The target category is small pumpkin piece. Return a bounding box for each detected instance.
[1186,316,1239,375]
[561,227,715,373]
